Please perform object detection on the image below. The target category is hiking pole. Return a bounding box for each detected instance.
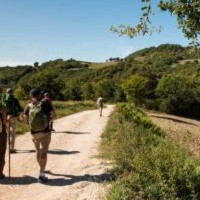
[7,120,11,177]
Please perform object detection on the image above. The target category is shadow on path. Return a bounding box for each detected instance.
[43,170,115,186]
[0,176,37,185]
[54,131,91,134]
[48,149,80,155]
[0,171,115,186]
[13,149,80,155]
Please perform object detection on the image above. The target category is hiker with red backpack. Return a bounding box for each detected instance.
[24,88,51,183]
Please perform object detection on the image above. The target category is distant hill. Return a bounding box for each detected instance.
[0,44,199,110]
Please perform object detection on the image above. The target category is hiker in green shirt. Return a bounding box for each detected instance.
[4,88,23,153]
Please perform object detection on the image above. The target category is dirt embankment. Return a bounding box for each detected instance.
[145,110,200,156]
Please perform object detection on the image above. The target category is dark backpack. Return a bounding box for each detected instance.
[28,102,48,132]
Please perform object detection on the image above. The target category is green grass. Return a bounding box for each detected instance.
[16,100,95,135]
[101,103,200,200]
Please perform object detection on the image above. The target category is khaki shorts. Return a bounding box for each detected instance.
[32,132,51,153]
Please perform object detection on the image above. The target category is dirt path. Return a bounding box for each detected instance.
[145,109,200,156]
[0,105,114,200]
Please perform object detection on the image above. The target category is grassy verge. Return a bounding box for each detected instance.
[101,103,200,199]
[16,100,95,135]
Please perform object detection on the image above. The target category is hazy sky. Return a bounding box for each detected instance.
[0,0,192,66]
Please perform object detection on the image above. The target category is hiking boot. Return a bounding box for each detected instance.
[10,149,17,154]
[0,173,5,180]
[38,175,48,183]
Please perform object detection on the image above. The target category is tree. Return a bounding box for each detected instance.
[156,74,200,117]
[111,0,200,46]
[81,83,95,100]
[34,62,39,68]
[94,80,115,101]
[121,75,150,105]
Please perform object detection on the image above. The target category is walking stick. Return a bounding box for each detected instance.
[7,120,10,177]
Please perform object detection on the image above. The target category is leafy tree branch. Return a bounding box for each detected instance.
[111,0,200,46]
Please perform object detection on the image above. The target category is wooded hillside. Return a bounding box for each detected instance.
[1,44,200,118]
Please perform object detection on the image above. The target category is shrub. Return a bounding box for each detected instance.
[156,75,200,118]
[121,75,150,105]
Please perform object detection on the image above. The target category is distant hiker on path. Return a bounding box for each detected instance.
[3,88,23,153]
[24,88,51,183]
[96,97,104,117]
[42,92,56,131]
[0,89,7,179]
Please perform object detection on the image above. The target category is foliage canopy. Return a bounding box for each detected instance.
[111,0,200,46]
[1,44,200,118]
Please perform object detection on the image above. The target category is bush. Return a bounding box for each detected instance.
[121,75,150,105]
[156,75,200,118]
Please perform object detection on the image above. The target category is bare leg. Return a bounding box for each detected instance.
[99,106,103,116]
[36,150,47,173]
[10,117,17,150]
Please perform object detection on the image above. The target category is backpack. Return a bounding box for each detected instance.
[97,98,103,107]
[3,94,18,116]
[28,102,48,132]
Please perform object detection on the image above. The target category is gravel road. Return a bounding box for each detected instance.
[0,105,114,200]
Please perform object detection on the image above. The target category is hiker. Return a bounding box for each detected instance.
[23,88,51,183]
[0,89,7,179]
[3,88,23,153]
[96,97,104,116]
[42,92,56,131]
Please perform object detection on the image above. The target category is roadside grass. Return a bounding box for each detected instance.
[16,100,95,135]
[101,103,200,200]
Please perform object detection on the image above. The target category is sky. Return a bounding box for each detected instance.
[0,0,192,67]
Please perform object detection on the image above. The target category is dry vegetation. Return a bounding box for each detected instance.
[145,109,200,157]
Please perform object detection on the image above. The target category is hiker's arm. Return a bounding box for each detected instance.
[23,115,29,124]
[23,106,29,124]
[52,104,56,118]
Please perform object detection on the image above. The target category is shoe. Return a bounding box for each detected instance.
[38,175,48,183]
[51,129,55,132]
[10,149,17,153]
[0,173,5,179]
